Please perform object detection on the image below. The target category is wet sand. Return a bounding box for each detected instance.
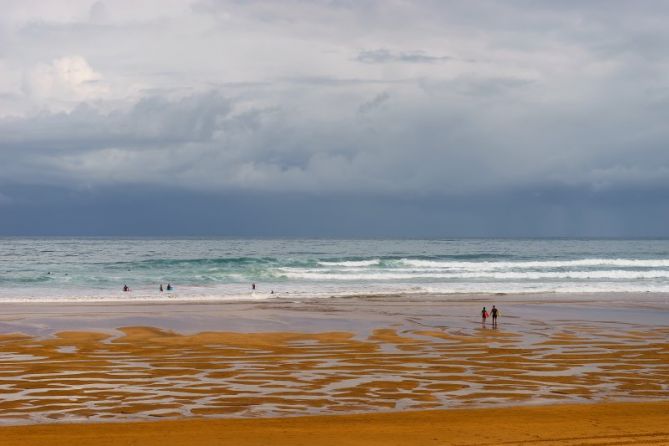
[3,401,669,446]
[0,295,668,443]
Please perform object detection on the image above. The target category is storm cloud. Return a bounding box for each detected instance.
[1,1,669,236]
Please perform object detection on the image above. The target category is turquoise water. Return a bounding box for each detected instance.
[1,238,669,301]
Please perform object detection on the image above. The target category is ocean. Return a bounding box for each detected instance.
[1,238,669,302]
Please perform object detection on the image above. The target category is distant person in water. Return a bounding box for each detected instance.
[252,283,256,291]
[166,283,172,291]
[123,284,129,292]
[481,307,488,324]
[491,305,499,327]
[159,284,163,292]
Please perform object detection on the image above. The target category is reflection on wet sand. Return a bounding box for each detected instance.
[1,321,668,424]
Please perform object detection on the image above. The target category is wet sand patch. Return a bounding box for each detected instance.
[1,321,668,423]
[1,401,668,446]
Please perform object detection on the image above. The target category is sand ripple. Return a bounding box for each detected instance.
[0,325,668,423]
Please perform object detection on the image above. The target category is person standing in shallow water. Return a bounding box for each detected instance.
[481,307,489,325]
[491,305,499,328]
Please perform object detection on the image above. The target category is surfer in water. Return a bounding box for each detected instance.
[481,307,489,325]
[123,284,130,292]
[166,283,172,291]
[159,284,163,292]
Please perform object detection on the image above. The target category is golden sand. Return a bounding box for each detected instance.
[2,401,668,446]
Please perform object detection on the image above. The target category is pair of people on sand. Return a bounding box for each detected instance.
[481,305,499,326]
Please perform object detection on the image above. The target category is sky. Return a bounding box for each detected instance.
[1,0,669,237]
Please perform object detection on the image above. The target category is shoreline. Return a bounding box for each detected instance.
[0,291,669,305]
[1,289,669,304]
[2,401,668,446]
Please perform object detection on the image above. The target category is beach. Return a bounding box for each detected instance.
[1,294,668,443]
[4,0,669,438]
[3,401,669,446]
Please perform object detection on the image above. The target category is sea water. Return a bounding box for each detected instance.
[1,238,669,302]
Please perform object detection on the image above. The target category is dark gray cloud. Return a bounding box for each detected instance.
[1,0,669,235]
[0,92,231,150]
[356,49,451,64]
[3,183,669,237]
[357,91,390,114]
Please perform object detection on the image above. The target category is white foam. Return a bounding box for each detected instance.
[3,252,669,303]
[397,258,669,269]
[1,281,668,303]
[318,259,381,267]
[276,269,669,281]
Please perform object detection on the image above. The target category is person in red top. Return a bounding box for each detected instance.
[481,307,489,324]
